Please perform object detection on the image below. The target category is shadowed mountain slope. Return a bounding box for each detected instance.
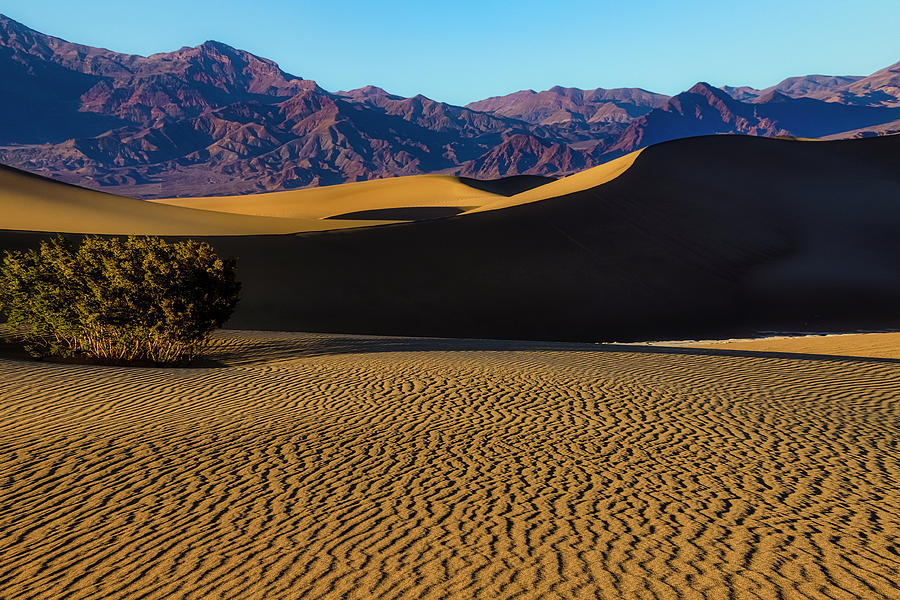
[0,14,307,143]
[456,134,593,179]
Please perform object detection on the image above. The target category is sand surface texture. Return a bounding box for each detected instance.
[2,331,898,599]
[685,332,900,360]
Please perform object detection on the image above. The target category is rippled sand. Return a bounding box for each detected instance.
[1,331,898,599]
[685,331,900,360]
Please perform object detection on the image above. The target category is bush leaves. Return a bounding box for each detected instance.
[0,235,241,365]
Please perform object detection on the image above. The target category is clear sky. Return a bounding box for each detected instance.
[3,0,899,105]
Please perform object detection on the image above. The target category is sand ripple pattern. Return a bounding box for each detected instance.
[1,331,899,599]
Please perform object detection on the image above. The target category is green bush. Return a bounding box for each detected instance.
[0,235,240,365]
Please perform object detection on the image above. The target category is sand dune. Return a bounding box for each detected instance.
[1,147,634,236]
[464,150,641,213]
[1,164,564,234]
[0,164,403,235]
[150,174,507,219]
[1,329,898,599]
[2,134,899,341]
[188,134,898,340]
[149,154,637,221]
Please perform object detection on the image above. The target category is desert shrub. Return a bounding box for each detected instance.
[0,235,240,365]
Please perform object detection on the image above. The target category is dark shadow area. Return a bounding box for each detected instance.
[0,334,228,369]
[2,136,899,345]
[325,206,472,221]
[458,175,556,196]
[0,335,29,362]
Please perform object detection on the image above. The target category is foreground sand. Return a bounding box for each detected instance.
[1,331,898,599]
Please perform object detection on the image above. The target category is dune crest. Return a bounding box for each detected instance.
[465,149,642,213]
[0,165,397,235]
[150,174,505,219]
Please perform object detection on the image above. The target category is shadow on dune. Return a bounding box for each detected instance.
[3,329,896,368]
[205,333,900,367]
[325,206,473,221]
[458,174,557,196]
[214,134,900,343]
[2,134,899,344]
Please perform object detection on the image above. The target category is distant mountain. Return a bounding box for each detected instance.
[0,15,307,144]
[0,15,549,196]
[721,74,862,103]
[819,118,900,140]
[766,74,864,98]
[455,133,591,179]
[721,66,900,107]
[818,61,900,107]
[607,82,900,157]
[466,86,668,125]
[0,14,898,198]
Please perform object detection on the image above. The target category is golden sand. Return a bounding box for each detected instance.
[0,150,641,235]
[0,167,401,235]
[685,331,900,360]
[150,152,643,220]
[150,174,503,219]
[0,168,504,235]
[1,330,898,599]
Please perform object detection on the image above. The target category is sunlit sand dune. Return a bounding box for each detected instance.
[464,150,642,213]
[0,165,400,235]
[150,174,508,219]
[0,165,565,234]
[2,148,642,237]
[148,152,639,221]
[682,331,900,360]
[1,329,898,599]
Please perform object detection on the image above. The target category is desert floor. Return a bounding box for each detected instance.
[1,331,898,599]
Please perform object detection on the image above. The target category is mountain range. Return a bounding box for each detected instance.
[1,14,899,198]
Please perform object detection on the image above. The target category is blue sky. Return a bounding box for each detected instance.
[4,1,899,105]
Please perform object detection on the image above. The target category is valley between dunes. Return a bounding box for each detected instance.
[1,330,899,600]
